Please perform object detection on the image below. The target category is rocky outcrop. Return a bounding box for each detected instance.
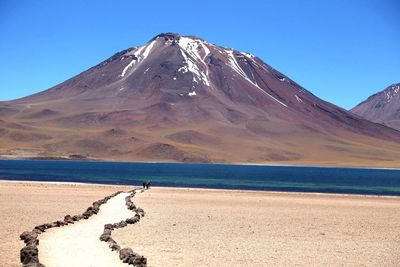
[20,191,123,266]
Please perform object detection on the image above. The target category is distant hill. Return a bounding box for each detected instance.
[351,83,400,131]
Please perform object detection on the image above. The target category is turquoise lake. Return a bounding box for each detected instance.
[0,160,400,196]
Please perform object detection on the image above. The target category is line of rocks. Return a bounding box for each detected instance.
[19,191,123,267]
[99,189,147,266]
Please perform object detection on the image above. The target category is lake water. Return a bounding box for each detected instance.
[0,160,399,196]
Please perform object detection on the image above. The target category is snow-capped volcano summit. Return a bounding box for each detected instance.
[2,33,400,166]
[19,32,310,113]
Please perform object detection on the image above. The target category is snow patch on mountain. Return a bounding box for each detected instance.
[226,50,251,79]
[241,52,255,58]
[262,90,288,107]
[385,85,400,102]
[295,95,303,103]
[178,65,188,73]
[120,40,157,77]
[179,37,209,66]
[180,49,210,86]
[178,37,211,86]
[225,50,287,108]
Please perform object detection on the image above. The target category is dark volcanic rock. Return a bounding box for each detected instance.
[119,247,134,262]
[126,214,140,224]
[33,225,46,233]
[113,220,128,228]
[136,208,145,217]
[20,231,38,243]
[119,247,146,265]
[100,233,111,242]
[20,231,39,246]
[110,242,121,251]
[72,214,84,221]
[20,244,39,265]
[31,229,42,235]
[52,220,67,227]
[129,255,147,266]
[64,214,74,224]
[104,223,114,230]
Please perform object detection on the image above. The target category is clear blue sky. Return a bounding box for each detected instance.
[0,0,399,109]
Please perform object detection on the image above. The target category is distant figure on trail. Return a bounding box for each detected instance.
[145,181,151,189]
[142,182,146,189]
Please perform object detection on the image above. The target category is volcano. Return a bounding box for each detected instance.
[1,33,400,166]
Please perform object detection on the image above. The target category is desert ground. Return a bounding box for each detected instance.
[1,181,400,266]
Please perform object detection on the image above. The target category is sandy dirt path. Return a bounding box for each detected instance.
[39,192,133,267]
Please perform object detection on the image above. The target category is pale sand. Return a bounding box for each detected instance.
[40,192,133,267]
[1,181,400,267]
[113,187,400,267]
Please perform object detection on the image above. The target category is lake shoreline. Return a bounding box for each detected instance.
[1,157,400,170]
[1,179,399,199]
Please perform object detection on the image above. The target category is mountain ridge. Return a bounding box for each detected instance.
[351,83,400,131]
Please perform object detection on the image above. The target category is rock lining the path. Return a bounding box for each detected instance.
[20,190,147,267]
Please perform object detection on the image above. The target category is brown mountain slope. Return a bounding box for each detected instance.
[351,83,400,131]
[1,33,400,167]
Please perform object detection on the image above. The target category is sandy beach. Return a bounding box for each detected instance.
[1,181,400,266]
